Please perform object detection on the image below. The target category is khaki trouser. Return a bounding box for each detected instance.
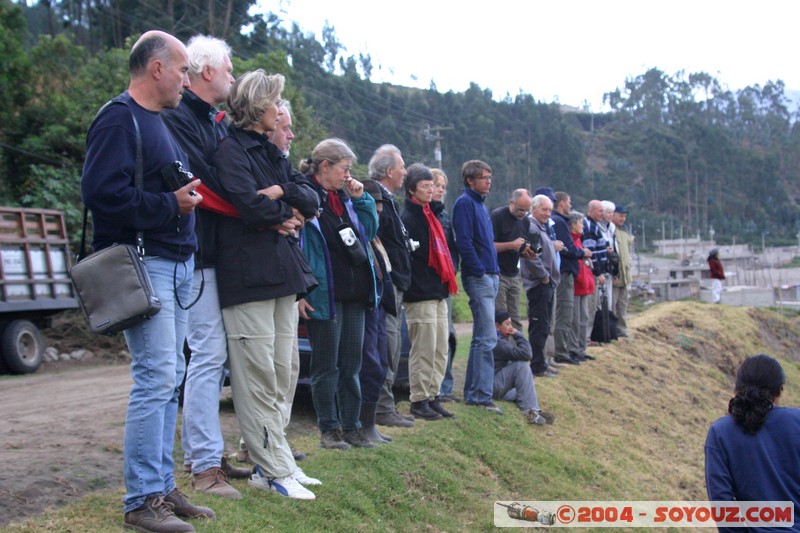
[283,302,300,429]
[406,299,449,403]
[223,296,296,478]
[613,284,629,333]
[496,274,523,330]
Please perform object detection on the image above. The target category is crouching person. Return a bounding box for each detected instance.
[492,311,556,426]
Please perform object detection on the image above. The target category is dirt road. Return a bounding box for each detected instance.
[0,365,132,526]
[0,321,474,527]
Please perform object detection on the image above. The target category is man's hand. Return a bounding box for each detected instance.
[175,179,203,215]
[520,246,537,260]
[583,248,593,258]
[554,240,565,252]
[598,275,606,285]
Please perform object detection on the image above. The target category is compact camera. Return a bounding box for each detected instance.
[520,232,543,256]
[161,161,196,196]
[406,238,421,253]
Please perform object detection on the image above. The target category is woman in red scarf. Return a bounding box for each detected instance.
[400,163,458,421]
[570,211,596,361]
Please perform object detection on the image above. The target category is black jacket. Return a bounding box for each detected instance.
[493,331,532,372]
[211,125,320,309]
[373,180,412,292]
[431,200,459,273]
[552,210,587,277]
[400,200,450,303]
[162,90,228,267]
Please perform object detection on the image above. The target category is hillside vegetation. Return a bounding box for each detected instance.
[4,1,800,250]
[7,301,800,532]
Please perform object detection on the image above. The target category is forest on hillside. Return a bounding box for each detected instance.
[2,0,800,249]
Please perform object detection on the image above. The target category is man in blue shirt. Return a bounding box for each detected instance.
[452,160,503,414]
[81,30,210,532]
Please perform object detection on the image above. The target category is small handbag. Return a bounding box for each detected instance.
[70,98,161,335]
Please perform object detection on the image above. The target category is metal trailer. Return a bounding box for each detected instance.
[0,207,79,373]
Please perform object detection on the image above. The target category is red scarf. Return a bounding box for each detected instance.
[311,175,344,217]
[412,198,457,294]
[195,182,239,217]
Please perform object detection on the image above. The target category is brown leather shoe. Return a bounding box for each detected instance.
[220,456,251,479]
[123,495,195,532]
[164,488,216,520]
[192,467,242,500]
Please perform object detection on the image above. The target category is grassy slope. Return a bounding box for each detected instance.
[6,302,799,533]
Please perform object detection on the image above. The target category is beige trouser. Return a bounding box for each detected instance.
[223,296,296,478]
[613,284,629,333]
[283,302,300,429]
[406,299,449,403]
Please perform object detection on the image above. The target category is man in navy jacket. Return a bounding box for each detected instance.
[81,30,209,532]
[551,192,592,365]
[453,160,503,414]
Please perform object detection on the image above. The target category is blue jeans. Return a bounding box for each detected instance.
[181,267,227,474]
[462,274,499,405]
[123,256,193,513]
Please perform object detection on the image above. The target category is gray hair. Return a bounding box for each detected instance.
[368,144,402,180]
[299,138,357,176]
[129,32,171,76]
[227,69,284,130]
[531,194,553,210]
[601,200,616,214]
[510,188,532,202]
[567,210,585,227]
[186,35,232,77]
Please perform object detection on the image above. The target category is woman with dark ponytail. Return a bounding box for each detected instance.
[705,354,800,530]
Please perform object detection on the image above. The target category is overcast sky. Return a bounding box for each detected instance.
[257,0,799,111]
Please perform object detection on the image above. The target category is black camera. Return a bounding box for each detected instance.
[161,161,196,196]
[520,232,543,256]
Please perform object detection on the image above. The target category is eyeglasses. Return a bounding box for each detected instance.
[328,161,352,174]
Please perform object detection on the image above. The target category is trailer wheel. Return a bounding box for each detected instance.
[1,320,44,374]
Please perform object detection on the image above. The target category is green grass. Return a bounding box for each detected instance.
[450,276,528,323]
[6,302,800,532]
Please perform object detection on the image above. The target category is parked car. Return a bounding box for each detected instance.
[297,309,456,389]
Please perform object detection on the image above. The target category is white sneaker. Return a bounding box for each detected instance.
[248,466,316,500]
[291,467,322,486]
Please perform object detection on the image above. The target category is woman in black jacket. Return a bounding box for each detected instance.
[400,163,458,421]
[212,69,320,500]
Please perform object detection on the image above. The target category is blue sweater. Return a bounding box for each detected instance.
[81,92,195,261]
[705,407,800,532]
[452,188,499,278]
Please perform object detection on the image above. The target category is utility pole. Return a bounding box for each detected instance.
[424,124,454,169]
